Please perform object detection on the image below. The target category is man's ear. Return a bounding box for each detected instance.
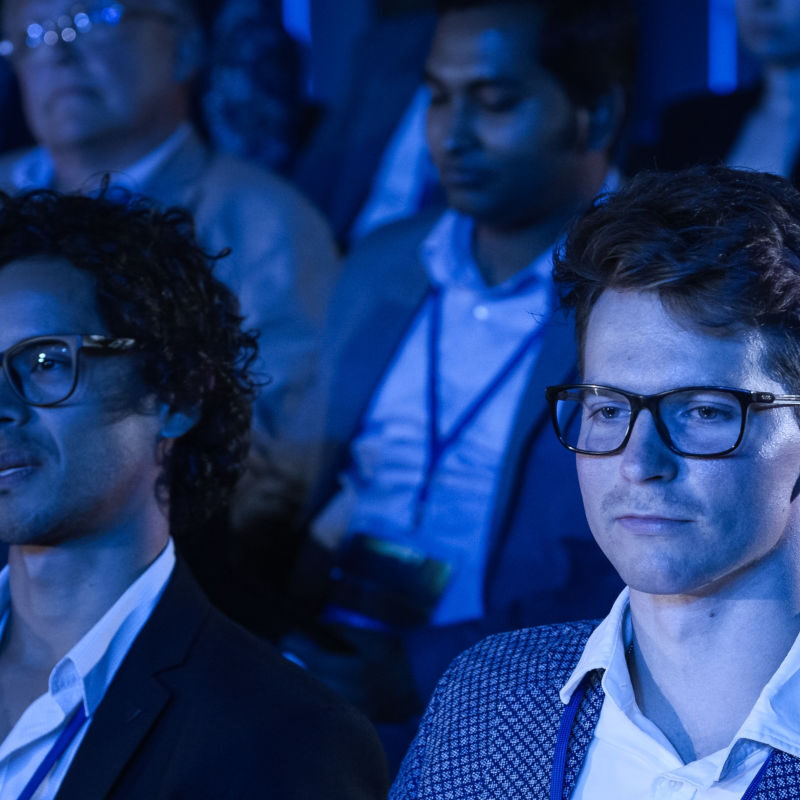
[575,85,626,153]
[158,403,201,439]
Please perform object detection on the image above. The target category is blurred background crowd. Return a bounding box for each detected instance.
[0,0,794,776]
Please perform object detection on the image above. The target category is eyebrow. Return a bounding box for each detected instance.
[422,68,520,91]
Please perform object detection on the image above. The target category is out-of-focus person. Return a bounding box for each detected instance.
[279,0,637,769]
[653,0,800,181]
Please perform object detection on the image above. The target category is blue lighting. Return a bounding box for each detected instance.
[708,0,738,94]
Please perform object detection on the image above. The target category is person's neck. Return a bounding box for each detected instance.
[472,212,571,288]
[762,64,800,117]
[1,513,169,674]
[471,163,609,287]
[49,121,187,193]
[627,545,800,763]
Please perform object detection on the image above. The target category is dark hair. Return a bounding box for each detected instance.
[553,165,800,391]
[0,187,258,534]
[435,0,637,110]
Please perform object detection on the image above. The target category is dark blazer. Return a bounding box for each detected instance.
[391,623,800,799]
[56,559,389,800]
[300,213,622,701]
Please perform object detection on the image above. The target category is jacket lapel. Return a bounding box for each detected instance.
[486,671,603,800]
[55,561,211,800]
[485,306,579,544]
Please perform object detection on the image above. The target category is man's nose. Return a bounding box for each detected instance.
[619,409,679,483]
[440,97,477,154]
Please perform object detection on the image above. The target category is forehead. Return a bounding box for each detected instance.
[0,256,104,348]
[582,290,779,393]
[426,5,545,80]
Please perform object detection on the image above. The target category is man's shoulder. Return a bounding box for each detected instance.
[441,621,599,700]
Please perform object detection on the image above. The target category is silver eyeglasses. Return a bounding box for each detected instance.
[546,383,800,458]
[0,2,176,60]
[0,334,137,406]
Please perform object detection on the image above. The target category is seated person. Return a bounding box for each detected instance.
[0,187,388,799]
[653,0,800,181]
[0,0,339,532]
[392,165,800,798]
[281,0,637,753]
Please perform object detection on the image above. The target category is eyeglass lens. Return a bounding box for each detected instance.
[6,338,76,405]
[554,386,744,455]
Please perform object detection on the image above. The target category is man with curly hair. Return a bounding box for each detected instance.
[0,188,388,799]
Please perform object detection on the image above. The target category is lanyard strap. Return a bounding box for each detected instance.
[414,288,546,525]
[551,675,775,800]
[17,704,87,800]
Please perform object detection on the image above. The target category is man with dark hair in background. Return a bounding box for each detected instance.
[0,188,388,799]
[0,0,339,547]
[392,165,800,798]
[280,0,637,767]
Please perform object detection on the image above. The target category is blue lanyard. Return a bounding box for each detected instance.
[550,675,776,800]
[413,287,546,527]
[17,704,87,800]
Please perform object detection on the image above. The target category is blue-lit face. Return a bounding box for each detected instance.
[1,0,186,153]
[0,256,164,546]
[737,0,800,64]
[577,290,800,598]
[424,5,585,229]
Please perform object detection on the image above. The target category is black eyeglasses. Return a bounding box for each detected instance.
[545,383,800,457]
[1,334,137,407]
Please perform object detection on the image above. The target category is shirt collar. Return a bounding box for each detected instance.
[10,123,194,193]
[0,539,176,717]
[419,209,555,297]
[560,587,800,780]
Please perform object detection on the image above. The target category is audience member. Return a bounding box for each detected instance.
[653,0,800,181]
[281,0,637,764]
[0,188,388,799]
[392,165,800,798]
[0,0,339,534]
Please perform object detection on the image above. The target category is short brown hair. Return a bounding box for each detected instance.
[553,166,800,390]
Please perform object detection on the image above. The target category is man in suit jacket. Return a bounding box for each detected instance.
[280,0,637,764]
[0,188,388,799]
[392,166,800,798]
[0,0,340,536]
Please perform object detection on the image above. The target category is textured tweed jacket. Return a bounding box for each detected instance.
[390,622,800,799]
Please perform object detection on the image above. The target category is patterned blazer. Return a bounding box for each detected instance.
[390,623,800,799]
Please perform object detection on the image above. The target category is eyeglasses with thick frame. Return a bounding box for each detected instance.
[0,2,178,60]
[1,334,137,407]
[545,383,800,458]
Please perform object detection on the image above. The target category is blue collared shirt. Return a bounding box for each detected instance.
[313,210,554,625]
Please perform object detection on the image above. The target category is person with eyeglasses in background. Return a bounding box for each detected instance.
[0,0,341,604]
[0,187,389,800]
[391,165,800,799]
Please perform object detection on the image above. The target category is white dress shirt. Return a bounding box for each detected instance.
[0,541,175,800]
[561,589,800,799]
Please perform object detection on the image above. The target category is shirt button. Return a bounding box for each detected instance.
[473,305,489,321]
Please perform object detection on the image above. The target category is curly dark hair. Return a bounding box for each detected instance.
[0,187,258,534]
[435,0,638,110]
[553,165,800,391]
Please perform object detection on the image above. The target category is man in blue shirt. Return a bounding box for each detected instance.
[281,0,638,765]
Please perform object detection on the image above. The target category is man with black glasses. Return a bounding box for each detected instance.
[0,188,388,799]
[392,166,800,798]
